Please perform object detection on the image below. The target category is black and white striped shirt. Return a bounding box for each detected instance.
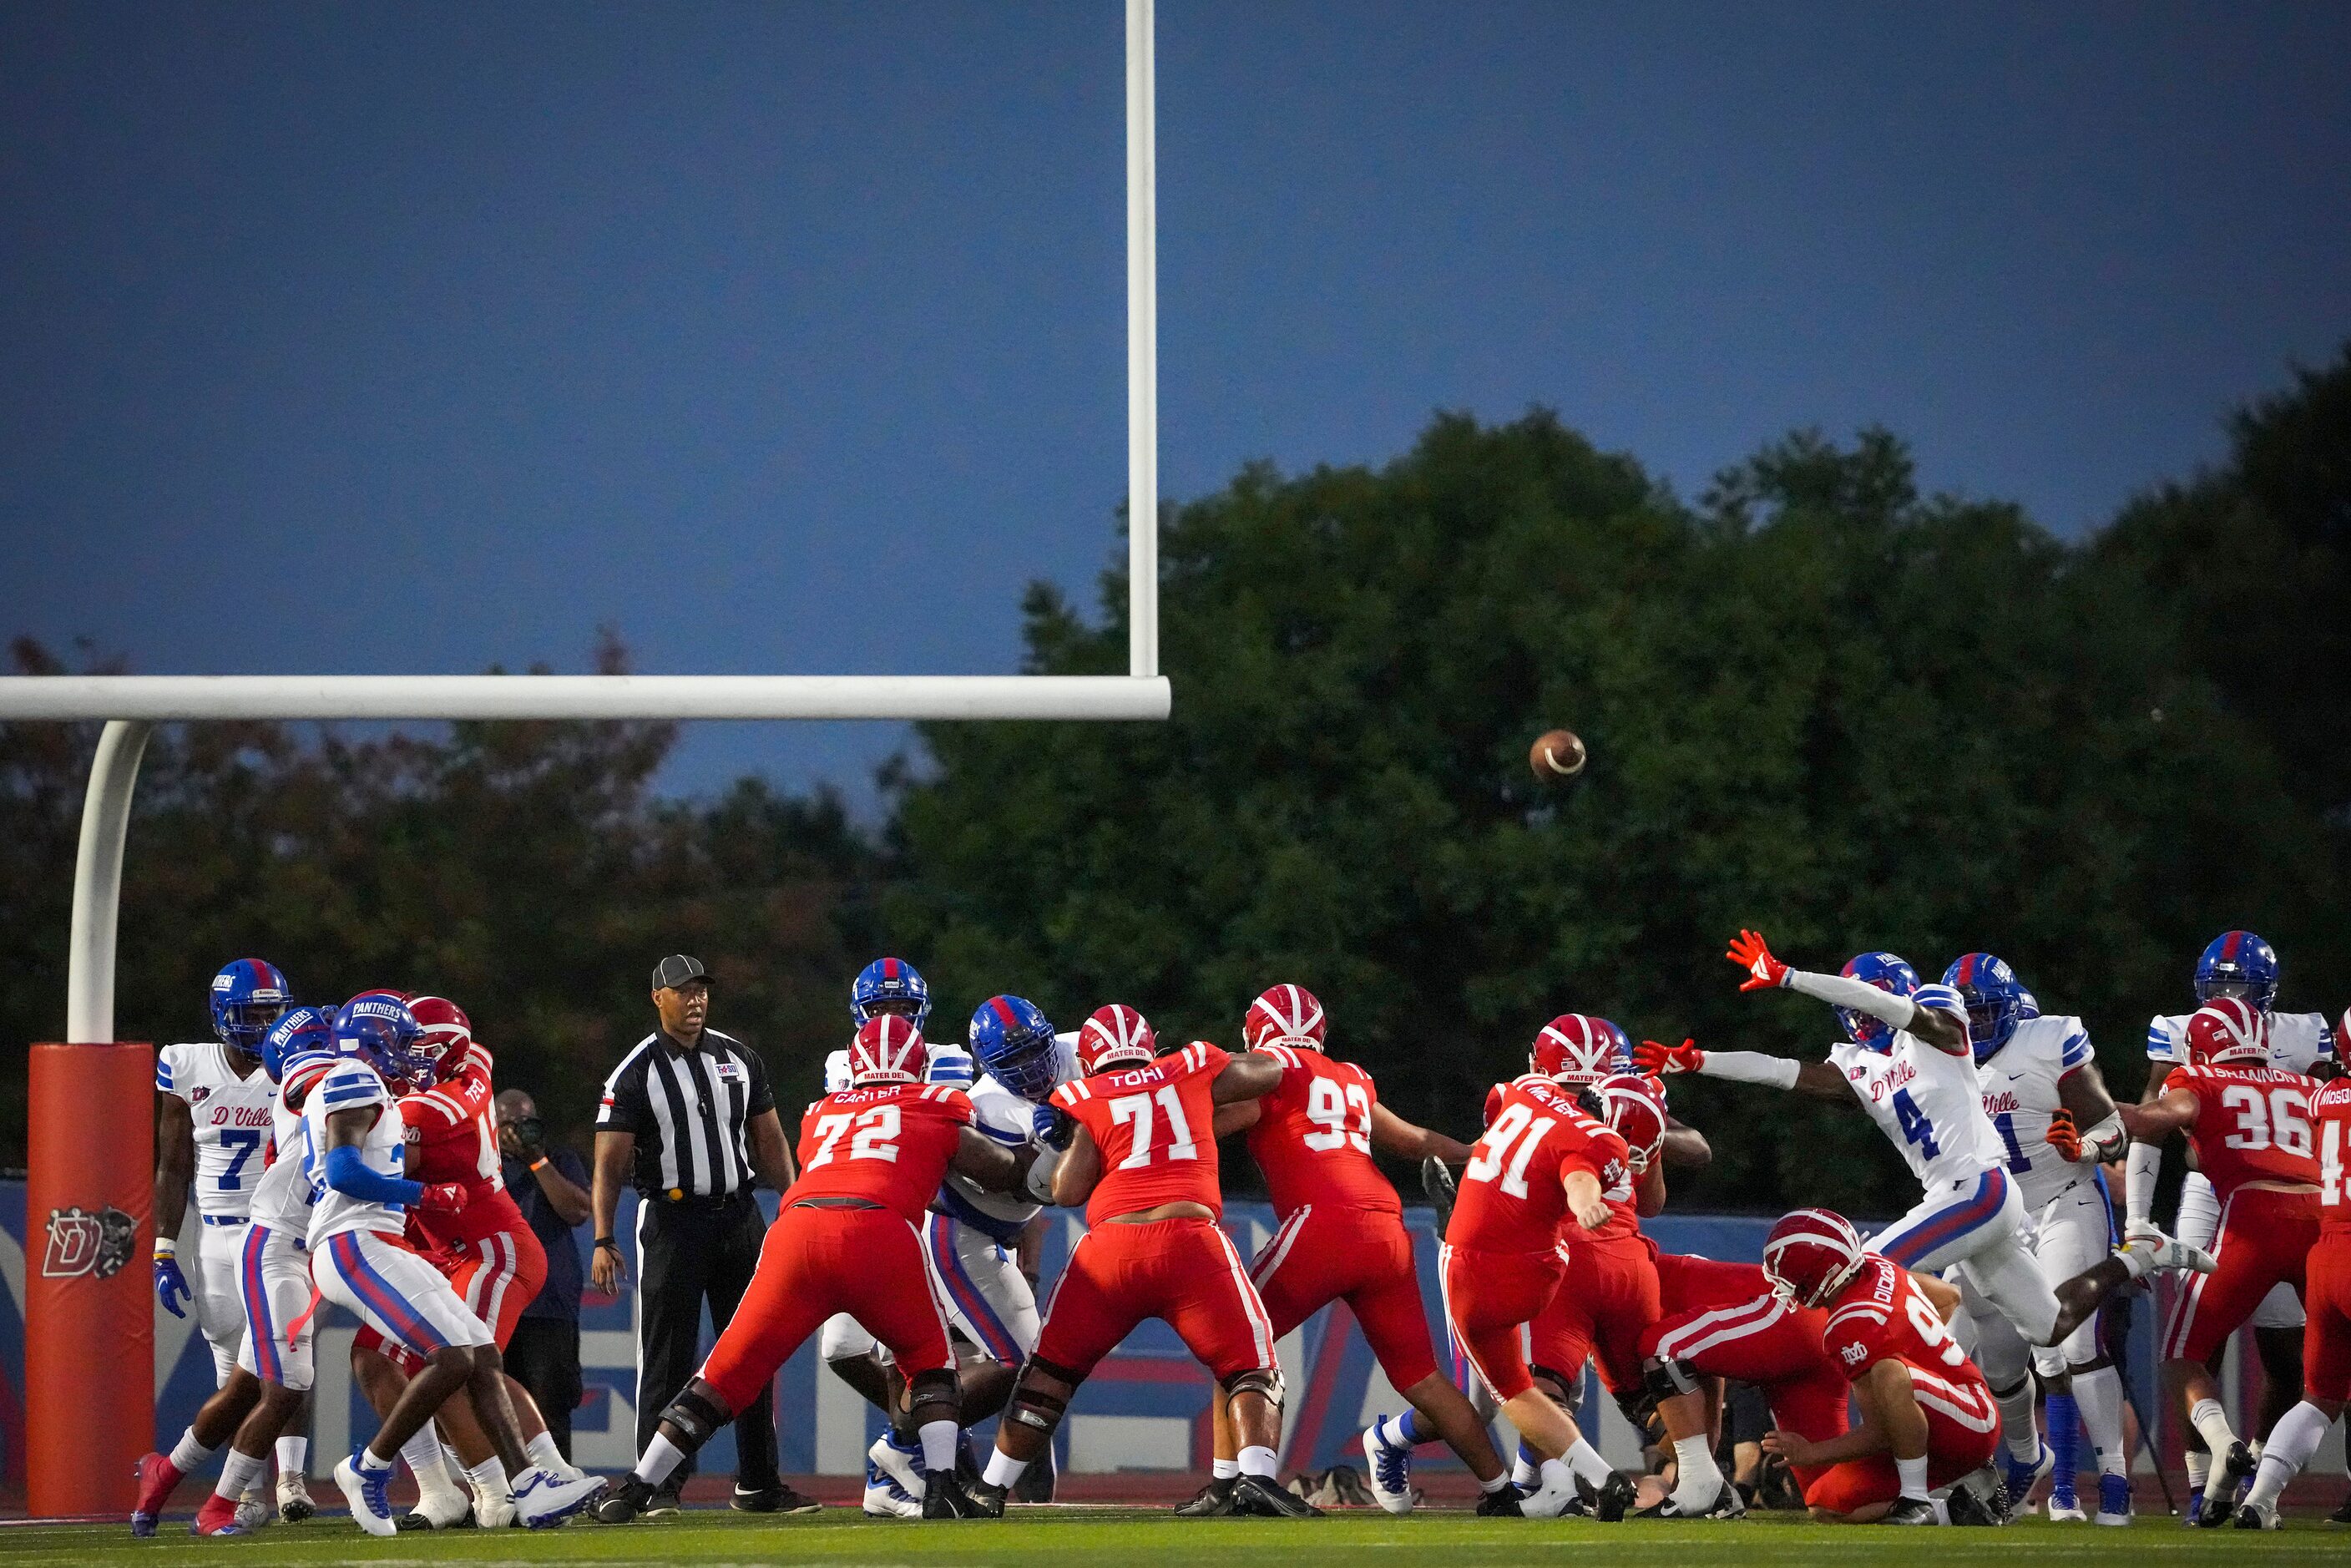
[596,1028,776,1199]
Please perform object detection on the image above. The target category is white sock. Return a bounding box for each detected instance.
[1211,1458,1239,1479]
[2248,1437,2265,1468]
[1670,1435,1724,1509]
[358,1445,396,1474]
[1995,1381,2039,1461]
[1896,1454,1929,1501]
[2185,1444,2210,1490]
[2243,1400,2333,1512]
[634,1433,689,1489]
[400,1426,455,1490]
[1479,1471,1509,1494]
[1563,1436,1614,1490]
[919,1419,960,1477]
[1510,1450,1540,1488]
[467,1457,511,1500]
[2189,1398,2237,1460]
[214,1449,269,1503]
[2073,1366,2127,1476]
[1238,1444,1278,1479]
[525,1432,568,1474]
[982,1448,1030,1490]
[169,1428,214,1472]
[276,1435,308,1482]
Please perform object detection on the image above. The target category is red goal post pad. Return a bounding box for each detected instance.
[27,1041,154,1518]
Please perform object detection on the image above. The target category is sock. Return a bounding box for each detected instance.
[918,1419,959,1478]
[276,1435,307,1482]
[1396,1409,1428,1445]
[2045,1391,2079,1497]
[1536,1457,1574,1497]
[1896,1454,1929,1501]
[2073,1367,2127,1476]
[1510,1448,1540,1489]
[525,1432,567,1474]
[1237,1444,1278,1479]
[2247,1437,2264,1471]
[2188,1398,2237,1460]
[2184,1439,2210,1493]
[168,1428,213,1473]
[400,1427,456,1490]
[359,1446,396,1474]
[633,1433,689,1489]
[1929,1497,1952,1524]
[1211,1459,1240,1480]
[1670,1435,1724,1509]
[466,1456,511,1500]
[1995,1381,2039,1462]
[1479,1471,1509,1494]
[1563,1436,1614,1490]
[982,1448,1030,1490]
[2243,1401,2332,1512]
[214,1449,269,1503]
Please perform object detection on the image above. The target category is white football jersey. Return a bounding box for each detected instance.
[2146,1010,2333,1074]
[300,1060,411,1247]
[932,1032,1081,1239]
[1975,1014,2097,1211]
[248,1055,335,1236]
[156,1042,279,1219]
[1830,1013,2007,1191]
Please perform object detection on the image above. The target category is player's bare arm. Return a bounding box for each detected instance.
[1634,1156,1667,1218]
[153,1090,196,1247]
[1211,1099,1261,1138]
[1209,1052,1284,1103]
[1910,1270,1962,1323]
[1049,1122,1103,1208]
[2040,1058,2129,1166]
[2118,1085,2201,1142]
[1765,1359,1918,1470]
[1726,928,1969,1055]
[589,1128,634,1292]
[1661,1118,1711,1167]
[745,1106,797,1188]
[948,1125,1033,1195]
[1368,1101,1475,1164]
[1562,1166,1611,1232]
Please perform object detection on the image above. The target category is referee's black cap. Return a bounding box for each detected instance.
[650,954,711,990]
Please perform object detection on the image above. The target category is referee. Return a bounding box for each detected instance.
[590,955,812,1513]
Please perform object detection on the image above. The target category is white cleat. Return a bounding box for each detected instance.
[513,1465,602,1530]
[276,1474,315,1524]
[333,1456,399,1538]
[862,1459,923,1519]
[867,1434,925,1499]
[473,1490,519,1529]
[2046,1494,2087,1522]
[1518,1473,1582,1520]
[1361,1424,1415,1515]
[2121,1231,2216,1276]
[406,1480,474,1530]
[233,1495,275,1532]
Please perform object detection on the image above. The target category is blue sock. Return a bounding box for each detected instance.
[1394,1410,1428,1445]
[2045,1392,2079,1500]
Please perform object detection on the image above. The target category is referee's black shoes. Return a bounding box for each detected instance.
[732,1480,822,1515]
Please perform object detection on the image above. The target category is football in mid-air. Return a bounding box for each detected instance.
[1529,728,1586,781]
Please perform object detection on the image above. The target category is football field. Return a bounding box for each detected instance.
[6,1510,2333,1567]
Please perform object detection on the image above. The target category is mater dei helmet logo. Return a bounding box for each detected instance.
[43,1205,136,1279]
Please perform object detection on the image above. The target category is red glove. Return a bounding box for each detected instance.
[1727,928,1789,992]
[2045,1110,2083,1162]
[1635,1038,1705,1076]
[417,1182,469,1216]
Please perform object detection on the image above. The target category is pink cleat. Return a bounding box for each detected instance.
[131,1452,185,1537]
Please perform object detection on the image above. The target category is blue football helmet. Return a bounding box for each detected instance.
[210,959,291,1054]
[336,996,426,1086]
[852,957,932,1030]
[2195,930,2278,1014]
[1837,951,1918,1051]
[1591,1018,1636,1075]
[260,1005,336,1085]
[1943,953,2025,1062]
[970,994,1059,1102]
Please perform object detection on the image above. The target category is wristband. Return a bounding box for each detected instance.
[153,1238,176,1258]
[530,1157,550,1171]
[594,1237,619,1250]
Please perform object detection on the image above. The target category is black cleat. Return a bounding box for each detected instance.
[2197,1442,2254,1528]
[1634,1479,1745,1520]
[1592,1470,1638,1523]
[640,1485,684,1518]
[1012,1447,1057,1504]
[732,1481,821,1515]
[922,1472,980,1520]
[961,1479,1009,1520]
[2234,1500,2279,1531]
[589,1476,655,1525]
[1474,1482,1525,1516]
[1945,1485,2004,1526]
[1175,1476,1239,1517]
[1231,1474,1322,1518]
[1882,1497,1938,1525]
[2329,1491,2351,1525]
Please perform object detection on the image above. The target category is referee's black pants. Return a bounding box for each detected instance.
[635,1191,778,1491]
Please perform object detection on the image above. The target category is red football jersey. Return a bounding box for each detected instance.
[791,1081,973,1224]
[1054,1040,1231,1226]
[2314,1078,2351,1235]
[402,1046,528,1246]
[2166,1062,2323,1198]
[1821,1256,1983,1389]
[1479,1075,1641,1241]
[1449,1075,1630,1252]
[1246,1043,1402,1219]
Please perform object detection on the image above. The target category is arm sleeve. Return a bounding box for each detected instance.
[2123,1140,2161,1227]
[323,1143,425,1206]
[1786,969,1919,1032]
[1698,1050,1803,1090]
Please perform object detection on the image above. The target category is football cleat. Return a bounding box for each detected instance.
[1591,1470,1638,1523]
[2045,1487,2086,1522]
[1362,1424,1414,1515]
[1881,1497,1939,1525]
[962,1479,1009,1520]
[1947,1480,2007,1526]
[405,1479,475,1530]
[2328,1490,2351,1525]
[2234,1500,2280,1530]
[2197,1442,2255,1527]
[1474,1483,1526,1516]
[1231,1474,1321,1518]
[869,1432,926,1497]
[232,1495,275,1532]
[588,1475,655,1525]
[1999,1443,2053,1521]
[334,1454,400,1538]
[862,1459,923,1519]
[131,1451,183,1537]
[2121,1231,2216,1276]
[1174,1476,1238,1517]
[276,1473,316,1524]
[513,1464,601,1529]
[640,1485,684,1517]
[733,1481,821,1515]
[1519,1469,1583,1519]
[1632,1479,1745,1520]
[2182,1486,2202,1526]
[1011,1444,1057,1503]
[2094,1472,2133,1525]
[473,1490,519,1529]
[922,1471,983,1520]
[190,1494,246,1537]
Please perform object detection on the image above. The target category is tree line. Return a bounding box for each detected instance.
[5,346,2344,1210]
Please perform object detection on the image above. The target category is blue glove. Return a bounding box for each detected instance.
[1033,1104,1076,1151]
[154,1254,191,1318]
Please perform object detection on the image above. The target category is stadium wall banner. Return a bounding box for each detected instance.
[0,1183,2195,1496]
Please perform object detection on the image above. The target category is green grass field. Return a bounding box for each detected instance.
[6,1508,2335,1567]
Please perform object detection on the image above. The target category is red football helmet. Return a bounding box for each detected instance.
[2186,996,2268,1068]
[1244,984,1326,1050]
[1079,1004,1155,1074]
[1595,1073,1668,1171]
[407,995,475,1079]
[847,1015,927,1085]
[1529,1014,1622,1086]
[1762,1207,1868,1308]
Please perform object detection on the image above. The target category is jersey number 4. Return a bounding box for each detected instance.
[808,1105,902,1166]
[1110,1085,1200,1168]
[1893,1089,1941,1161]
[1464,1103,1557,1199]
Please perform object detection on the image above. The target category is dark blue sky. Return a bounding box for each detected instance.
[7,3,2346,807]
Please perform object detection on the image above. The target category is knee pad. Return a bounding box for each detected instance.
[1221,1368,1286,1410]
[1006,1358,1079,1437]
[1528,1363,1581,1414]
[660,1384,732,1448]
[906,1367,960,1412]
[1613,1386,1660,1436]
[1643,1356,1702,1406]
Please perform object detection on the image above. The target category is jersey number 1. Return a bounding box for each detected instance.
[1464,1103,1557,1200]
[1110,1085,1200,1168]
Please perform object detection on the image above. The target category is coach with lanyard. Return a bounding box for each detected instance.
[590,955,810,1513]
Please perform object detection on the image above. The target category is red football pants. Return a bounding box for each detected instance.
[359,1224,547,1373]
[2305,1231,2351,1402]
[1803,1363,1999,1515]
[1529,1232,1661,1394]
[1251,1205,1439,1390]
[1034,1217,1276,1382]
[1440,1241,1565,1404]
[696,1206,954,1414]
[2161,1186,2318,1363]
[1640,1277,1851,1494]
